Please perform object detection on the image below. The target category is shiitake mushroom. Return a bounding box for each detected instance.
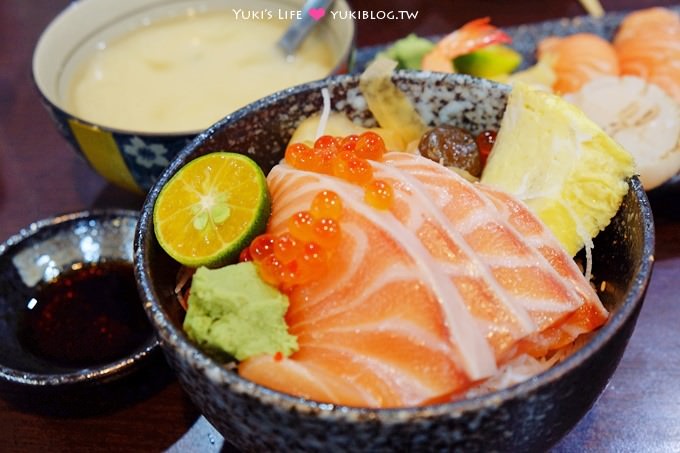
[418,125,482,177]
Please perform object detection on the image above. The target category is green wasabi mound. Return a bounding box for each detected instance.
[183,262,298,361]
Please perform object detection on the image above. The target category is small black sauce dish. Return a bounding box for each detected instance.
[0,209,160,414]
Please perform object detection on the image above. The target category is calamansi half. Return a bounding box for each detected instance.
[153,152,270,268]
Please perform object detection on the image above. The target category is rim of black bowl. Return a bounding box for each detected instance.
[135,72,656,421]
[0,209,159,387]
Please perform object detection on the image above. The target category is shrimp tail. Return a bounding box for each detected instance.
[422,17,512,72]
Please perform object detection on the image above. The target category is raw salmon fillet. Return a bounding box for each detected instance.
[239,152,607,408]
[537,33,619,94]
[614,7,680,103]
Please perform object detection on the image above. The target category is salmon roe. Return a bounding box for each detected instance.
[284,131,394,211]
[332,152,374,186]
[273,233,304,264]
[354,131,386,161]
[251,132,399,289]
[288,211,316,242]
[475,130,497,167]
[310,190,343,220]
[244,190,342,291]
[364,179,394,210]
[284,143,315,171]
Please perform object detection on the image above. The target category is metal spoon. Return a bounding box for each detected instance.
[277,0,334,58]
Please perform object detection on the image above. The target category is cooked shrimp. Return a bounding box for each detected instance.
[537,33,619,94]
[614,7,680,103]
[421,18,511,73]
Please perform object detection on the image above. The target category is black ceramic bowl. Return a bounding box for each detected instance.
[0,210,158,397]
[135,72,655,451]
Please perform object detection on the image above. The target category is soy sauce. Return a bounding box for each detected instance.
[18,261,152,368]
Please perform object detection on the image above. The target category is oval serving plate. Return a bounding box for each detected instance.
[353,6,680,188]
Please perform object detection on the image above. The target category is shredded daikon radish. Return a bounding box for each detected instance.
[465,331,596,398]
[315,87,331,139]
[583,237,594,282]
[174,266,196,310]
[465,353,559,397]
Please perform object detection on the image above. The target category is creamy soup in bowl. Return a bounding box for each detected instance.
[32,0,354,192]
[65,9,339,133]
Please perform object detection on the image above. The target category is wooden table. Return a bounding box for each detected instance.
[1,0,678,451]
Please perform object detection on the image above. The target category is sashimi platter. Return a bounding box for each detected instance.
[135,4,667,451]
[357,6,680,191]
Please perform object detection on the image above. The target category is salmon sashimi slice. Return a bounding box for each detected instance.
[477,185,608,356]
[614,7,680,44]
[239,152,607,408]
[614,7,680,103]
[267,159,497,380]
[381,153,604,342]
[537,33,619,94]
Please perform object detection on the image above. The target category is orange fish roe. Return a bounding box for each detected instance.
[288,211,316,242]
[475,130,497,168]
[310,190,343,220]
[245,191,342,291]
[364,179,394,210]
[249,234,276,261]
[354,131,386,161]
[332,151,374,186]
[284,131,395,211]
[239,246,253,262]
[273,233,304,264]
[338,134,359,152]
[250,132,398,290]
[284,143,315,171]
[312,218,342,248]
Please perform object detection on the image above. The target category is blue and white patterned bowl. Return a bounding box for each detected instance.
[135,72,655,451]
[32,0,355,193]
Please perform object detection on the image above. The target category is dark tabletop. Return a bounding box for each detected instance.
[1,0,679,451]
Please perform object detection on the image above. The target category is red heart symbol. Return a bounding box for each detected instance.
[308,7,325,21]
